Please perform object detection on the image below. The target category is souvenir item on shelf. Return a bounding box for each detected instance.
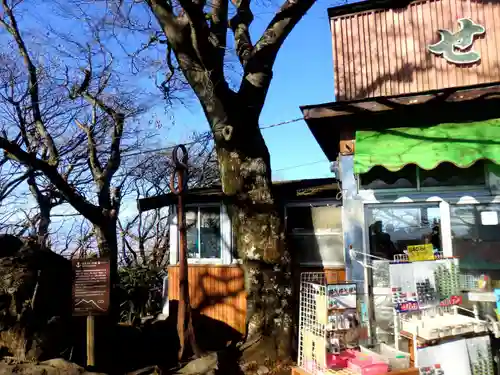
[466,336,494,375]
[419,365,445,375]
[389,258,461,312]
[327,283,357,310]
[417,339,472,375]
[399,309,487,340]
[326,283,360,354]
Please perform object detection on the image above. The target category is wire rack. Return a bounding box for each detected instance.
[298,272,328,374]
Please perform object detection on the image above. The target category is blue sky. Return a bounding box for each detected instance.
[30,0,339,181]
[165,1,337,181]
[2,0,342,231]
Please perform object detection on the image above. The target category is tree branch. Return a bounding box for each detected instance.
[0,169,29,201]
[75,108,103,182]
[238,0,315,114]
[210,0,228,67]
[145,0,185,46]
[229,0,253,66]
[251,0,315,67]
[0,137,102,223]
[0,0,59,165]
[83,92,125,183]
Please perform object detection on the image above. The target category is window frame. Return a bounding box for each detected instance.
[169,202,233,265]
[448,201,500,271]
[186,204,223,263]
[360,193,500,263]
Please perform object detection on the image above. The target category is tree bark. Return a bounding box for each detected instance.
[212,109,292,357]
[146,0,316,358]
[37,199,51,248]
[171,53,293,357]
[94,217,119,317]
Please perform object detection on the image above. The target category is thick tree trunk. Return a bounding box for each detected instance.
[167,39,294,357]
[37,199,51,249]
[93,218,119,317]
[215,115,293,358]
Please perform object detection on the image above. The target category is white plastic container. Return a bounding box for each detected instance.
[378,343,410,370]
[359,346,390,365]
[360,344,410,371]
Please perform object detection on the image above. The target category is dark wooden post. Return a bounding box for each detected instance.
[170,145,200,360]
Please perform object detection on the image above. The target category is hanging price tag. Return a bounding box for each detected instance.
[407,244,434,262]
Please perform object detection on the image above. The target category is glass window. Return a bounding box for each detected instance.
[450,204,500,272]
[420,161,486,188]
[366,204,441,260]
[185,206,221,259]
[286,205,344,265]
[366,203,441,346]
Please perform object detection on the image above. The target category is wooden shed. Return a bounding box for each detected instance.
[138,178,345,340]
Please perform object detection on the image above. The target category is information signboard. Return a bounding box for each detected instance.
[72,258,110,316]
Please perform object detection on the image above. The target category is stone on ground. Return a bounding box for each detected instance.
[0,235,73,360]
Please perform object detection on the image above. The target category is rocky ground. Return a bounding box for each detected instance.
[0,235,295,375]
[0,355,293,375]
[0,358,104,375]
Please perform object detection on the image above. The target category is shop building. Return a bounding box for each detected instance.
[301,0,500,352]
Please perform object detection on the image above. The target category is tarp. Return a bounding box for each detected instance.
[354,119,500,174]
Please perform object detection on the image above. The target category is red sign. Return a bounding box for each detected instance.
[72,258,110,316]
[439,295,462,306]
[396,300,419,313]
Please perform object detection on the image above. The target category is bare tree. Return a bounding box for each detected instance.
[0,0,152,313]
[118,131,218,267]
[106,0,316,356]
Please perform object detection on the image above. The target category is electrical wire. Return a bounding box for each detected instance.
[274,159,328,171]
[120,116,305,159]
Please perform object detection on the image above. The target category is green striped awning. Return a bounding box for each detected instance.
[353,119,500,174]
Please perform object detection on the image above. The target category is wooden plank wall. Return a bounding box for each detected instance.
[168,265,346,336]
[331,0,500,101]
[168,265,246,334]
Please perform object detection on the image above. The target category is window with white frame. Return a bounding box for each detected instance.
[359,161,486,190]
[185,205,222,259]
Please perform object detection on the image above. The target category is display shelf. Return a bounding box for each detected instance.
[400,329,489,346]
[399,311,488,341]
[466,291,496,302]
[298,273,368,375]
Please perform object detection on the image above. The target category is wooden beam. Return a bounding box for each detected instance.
[137,194,174,212]
[301,83,500,120]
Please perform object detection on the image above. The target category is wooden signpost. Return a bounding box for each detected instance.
[72,258,110,367]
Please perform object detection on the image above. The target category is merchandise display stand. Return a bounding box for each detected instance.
[298,272,361,374]
[390,254,495,374]
[297,272,417,375]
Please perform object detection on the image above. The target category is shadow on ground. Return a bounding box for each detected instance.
[69,301,244,375]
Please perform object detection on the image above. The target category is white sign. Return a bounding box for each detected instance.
[481,211,498,226]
